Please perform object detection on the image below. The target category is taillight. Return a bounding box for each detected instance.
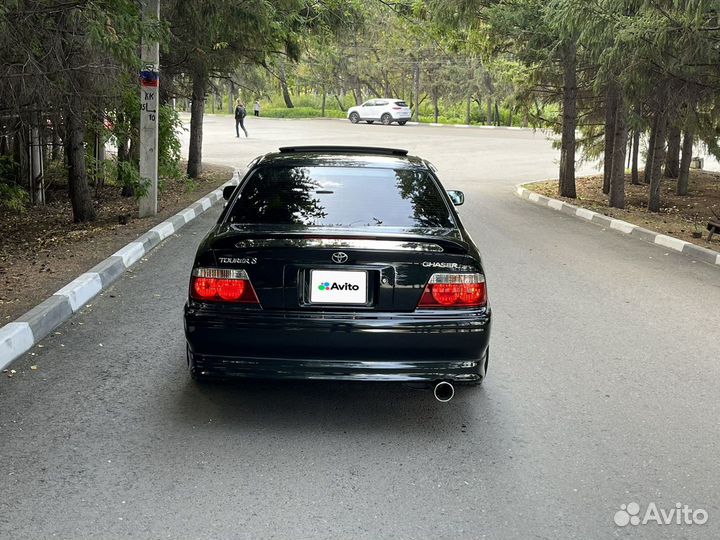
[417,273,487,309]
[392,107,401,110]
[190,268,259,304]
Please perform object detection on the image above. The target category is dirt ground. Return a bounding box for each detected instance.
[0,164,234,323]
[527,170,720,249]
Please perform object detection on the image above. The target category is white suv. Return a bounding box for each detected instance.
[347,99,412,125]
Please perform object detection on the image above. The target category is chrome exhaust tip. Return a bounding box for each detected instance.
[433,381,455,402]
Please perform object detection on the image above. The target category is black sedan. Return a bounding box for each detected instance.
[184,146,491,400]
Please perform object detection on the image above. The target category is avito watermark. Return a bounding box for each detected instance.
[614,502,708,527]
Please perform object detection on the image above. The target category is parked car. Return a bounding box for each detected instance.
[184,146,491,401]
[347,99,412,125]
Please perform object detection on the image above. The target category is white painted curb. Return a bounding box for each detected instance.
[0,323,34,369]
[514,184,720,267]
[0,172,239,371]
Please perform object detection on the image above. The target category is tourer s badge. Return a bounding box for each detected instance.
[218,257,257,264]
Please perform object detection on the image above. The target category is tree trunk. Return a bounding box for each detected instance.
[91,112,105,187]
[321,91,327,117]
[626,130,633,168]
[187,72,206,179]
[664,126,681,178]
[279,62,294,108]
[609,92,628,209]
[677,131,693,196]
[603,84,618,195]
[648,109,668,212]
[432,91,439,123]
[128,112,140,167]
[0,135,7,156]
[644,118,657,185]
[228,81,235,114]
[631,128,641,185]
[65,105,96,222]
[486,99,492,125]
[413,62,420,121]
[558,41,578,198]
[13,119,30,189]
[30,113,45,205]
[465,95,471,125]
[333,95,346,112]
[118,145,133,197]
[51,115,62,161]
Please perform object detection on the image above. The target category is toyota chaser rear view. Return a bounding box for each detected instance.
[184,146,491,397]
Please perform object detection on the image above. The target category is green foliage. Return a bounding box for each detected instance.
[114,160,147,197]
[0,156,28,212]
[0,154,15,182]
[0,182,28,212]
[158,104,183,178]
[261,107,346,119]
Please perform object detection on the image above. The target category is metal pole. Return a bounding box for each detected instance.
[138,0,160,217]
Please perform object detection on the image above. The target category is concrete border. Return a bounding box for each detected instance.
[515,184,720,267]
[0,172,238,371]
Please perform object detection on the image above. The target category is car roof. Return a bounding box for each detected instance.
[254,146,429,170]
[363,98,406,102]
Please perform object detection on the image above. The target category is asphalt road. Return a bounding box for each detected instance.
[1,115,719,539]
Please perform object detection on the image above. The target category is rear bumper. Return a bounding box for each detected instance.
[184,306,491,382]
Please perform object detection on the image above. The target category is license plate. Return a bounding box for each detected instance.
[310,270,367,304]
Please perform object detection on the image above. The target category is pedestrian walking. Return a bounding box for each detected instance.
[234,100,248,138]
[253,100,260,117]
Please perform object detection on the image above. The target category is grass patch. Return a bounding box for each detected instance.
[260,107,346,119]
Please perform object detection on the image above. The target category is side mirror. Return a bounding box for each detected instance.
[223,185,236,201]
[447,190,464,206]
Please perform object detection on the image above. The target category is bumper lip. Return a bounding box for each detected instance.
[188,352,488,383]
[185,306,491,382]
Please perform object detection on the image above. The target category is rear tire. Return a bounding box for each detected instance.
[349,112,360,124]
[381,113,393,126]
[398,121,407,125]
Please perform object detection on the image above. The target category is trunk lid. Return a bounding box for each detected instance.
[207,226,471,312]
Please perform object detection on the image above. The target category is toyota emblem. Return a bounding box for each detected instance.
[331,252,349,264]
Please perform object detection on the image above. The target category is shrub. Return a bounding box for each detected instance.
[0,155,29,212]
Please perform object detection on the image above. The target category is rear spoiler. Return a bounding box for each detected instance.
[278,146,408,156]
[222,231,468,254]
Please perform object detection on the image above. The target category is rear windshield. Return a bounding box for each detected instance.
[225,166,455,229]
[395,101,408,107]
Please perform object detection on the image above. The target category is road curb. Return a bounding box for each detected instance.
[0,172,238,371]
[514,184,720,267]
